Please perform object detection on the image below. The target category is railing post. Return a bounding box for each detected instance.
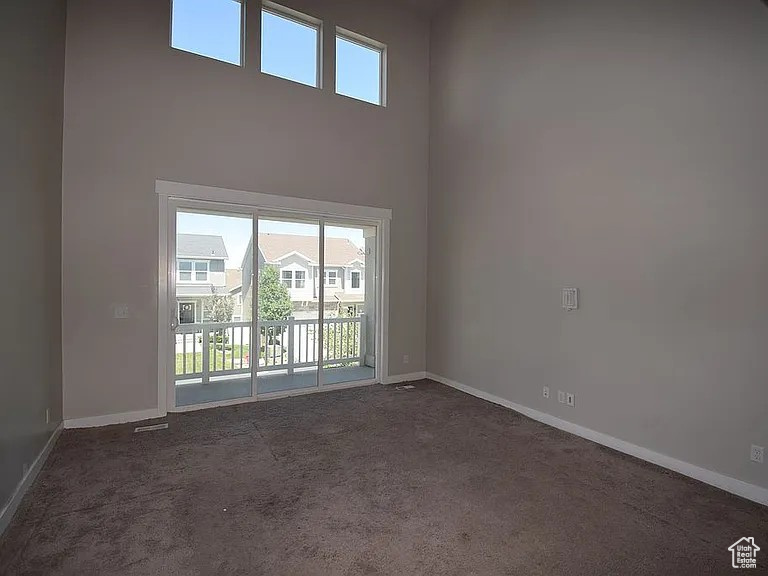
[202,325,210,385]
[287,317,295,375]
[358,313,366,367]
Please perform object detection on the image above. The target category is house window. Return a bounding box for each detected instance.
[351,271,361,289]
[261,2,321,88]
[325,270,338,286]
[295,270,306,289]
[335,28,386,106]
[281,270,293,288]
[178,260,208,282]
[194,261,208,281]
[170,0,244,66]
[179,260,193,282]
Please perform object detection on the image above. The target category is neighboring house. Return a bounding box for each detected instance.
[226,268,244,322]
[241,233,366,318]
[176,234,229,324]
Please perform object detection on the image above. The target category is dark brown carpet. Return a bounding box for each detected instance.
[1,380,766,575]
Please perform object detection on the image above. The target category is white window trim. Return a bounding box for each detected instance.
[178,259,209,283]
[157,179,392,416]
[281,268,308,289]
[261,1,323,89]
[294,270,307,289]
[169,0,246,67]
[335,26,387,107]
[351,270,362,289]
[324,269,338,287]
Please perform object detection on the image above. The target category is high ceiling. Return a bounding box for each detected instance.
[399,0,450,17]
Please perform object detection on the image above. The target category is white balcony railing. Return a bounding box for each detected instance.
[175,315,366,383]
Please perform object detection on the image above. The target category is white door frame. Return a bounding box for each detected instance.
[156,179,391,415]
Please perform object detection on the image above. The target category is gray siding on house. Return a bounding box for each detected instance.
[176,285,224,297]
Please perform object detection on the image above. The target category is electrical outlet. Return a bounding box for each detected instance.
[45,408,50,424]
[543,386,550,399]
[403,355,410,364]
[751,445,764,464]
[566,393,575,407]
[558,391,566,404]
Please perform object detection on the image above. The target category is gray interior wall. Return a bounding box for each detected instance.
[428,0,768,489]
[0,0,66,511]
[62,0,429,420]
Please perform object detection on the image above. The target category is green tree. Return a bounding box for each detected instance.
[203,290,235,351]
[258,265,293,321]
[257,265,293,365]
[203,290,234,323]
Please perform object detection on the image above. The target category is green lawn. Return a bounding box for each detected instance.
[176,344,250,375]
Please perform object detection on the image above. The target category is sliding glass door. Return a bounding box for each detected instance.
[173,206,254,408]
[168,201,379,409]
[321,222,377,386]
[255,215,321,394]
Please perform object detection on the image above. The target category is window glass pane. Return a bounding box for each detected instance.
[171,0,243,66]
[179,261,193,271]
[351,271,360,289]
[179,271,192,281]
[195,261,208,271]
[261,8,319,87]
[195,271,207,281]
[336,34,382,105]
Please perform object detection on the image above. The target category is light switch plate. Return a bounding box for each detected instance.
[112,304,130,319]
[562,288,579,311]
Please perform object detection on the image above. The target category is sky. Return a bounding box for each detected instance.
[177,212,366,269]
[171,0,382,104]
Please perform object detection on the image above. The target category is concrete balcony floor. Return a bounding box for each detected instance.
[175,365,375,407]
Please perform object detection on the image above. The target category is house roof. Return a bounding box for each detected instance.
[258,233,363,267]
[225,269,242,293]
[177,234,228,259]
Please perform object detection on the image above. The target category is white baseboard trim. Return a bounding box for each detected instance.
[427,372,768,507]
[64,408,162,429]
[0,424,63,536]
[384,371,427,385]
